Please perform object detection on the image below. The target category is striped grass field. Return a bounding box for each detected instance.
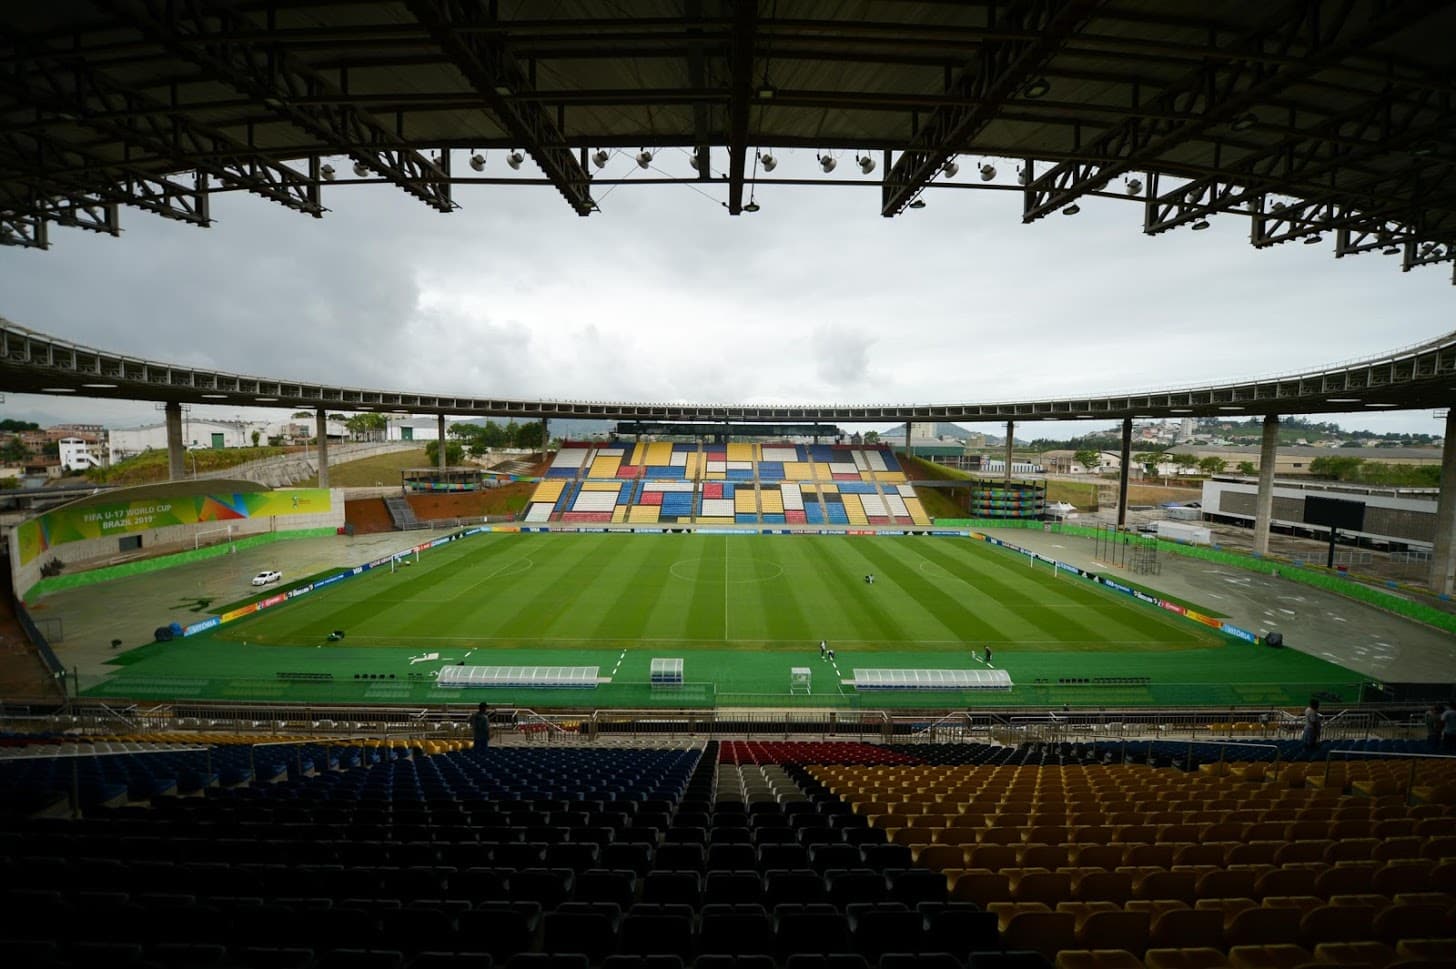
[94,533,1361,708]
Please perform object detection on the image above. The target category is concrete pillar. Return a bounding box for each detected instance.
[1253,414,1280,557]
[315,408,329,489]
[438,413,448,470]
[1117,417,1132,528]
[1004,421,1014,486]
[542,418,549,460]
[1430,410,1456,596]
[905,421,912,460]
[164,401,185,481]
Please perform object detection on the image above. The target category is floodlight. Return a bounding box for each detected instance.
[353,161,369,177]
[818,152,836,173]
[1016,166,1028,185]
[1303,233,1323,245]
[506,150,524,169]
[1230,112,1258,132]
[743,201,760,213]
[1062,203,1080,215]
[857,154,875,174]
[942,159,959,178]
[1125,177,1141,194]
[592,149,610,168]
[320,164,335,181]
[689,152,701,171]
[908,198,926,209]
[1024,77,1051,99]
[978,163,996,181]
[469,153,486,172]
[759,152,777,172]
[1192,218,1210,231]
[1381,243,1401,255]
[635,149,653,169]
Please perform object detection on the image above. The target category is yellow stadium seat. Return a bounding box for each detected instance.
[1143,948,1230,969]
[1226,944,1314,969]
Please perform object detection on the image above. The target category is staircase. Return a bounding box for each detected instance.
[383,496,421,530]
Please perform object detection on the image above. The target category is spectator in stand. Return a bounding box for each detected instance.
[471,701,491,751]
[1301,698,1322,752]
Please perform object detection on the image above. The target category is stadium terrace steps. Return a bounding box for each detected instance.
[382,496,419,529]
[537,443,926,525]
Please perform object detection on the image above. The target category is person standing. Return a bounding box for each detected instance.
[983,645,993,667]
[820,640,827,659]
[1302,698,1322,752]
[471,701,491,750]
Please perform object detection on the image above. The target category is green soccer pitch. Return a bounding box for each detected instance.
[91,532,1363,708]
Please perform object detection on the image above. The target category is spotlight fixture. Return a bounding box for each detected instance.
[592,149,610,169]
[469,153,486,172]
[1230,112,1258,132]
[908,198,927,209]
[1062,203,1080,216]
[1124,177,1141,195]
[1192,218,1210,231]
[1024,77,1051,99]
[1016,166,1028,186]
[635,149,653,169]
[689,152,701,171]
[1381,243,1401,255]
[942,159,959,178]
[857,154,875,174]
[1303,233,1323,245]
[759,152,777,172]
[818,152,836,173]
[978,162,996,182]
[320,164,335,181]
[506,150,524,169]
[1421,242,1439,257]
[743,201,760,213]
[352,161,369,177]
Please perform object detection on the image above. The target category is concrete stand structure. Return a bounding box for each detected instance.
[1432,410,1456,596]
[315,408,329,489]
[1117,418,1132,528]
[1004,421,1014,486]
[1253,415,1280,557]
[165,401,184,481]
[438,413,447,470]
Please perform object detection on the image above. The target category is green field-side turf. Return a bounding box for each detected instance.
[87,533,1362,708]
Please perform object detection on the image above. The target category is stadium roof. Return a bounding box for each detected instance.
[2,1,1454,281]
[3,316,1452,422]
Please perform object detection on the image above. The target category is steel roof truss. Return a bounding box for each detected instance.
[404,0,593,215]
[725,0,756,215]
[1023,0,1440,223]
[98,0,452,214]
[881,0,1101,217]
[0,30,324,219]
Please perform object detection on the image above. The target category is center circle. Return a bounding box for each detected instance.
[669,558,785,584]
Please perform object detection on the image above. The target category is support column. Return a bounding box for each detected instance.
[1004,421,1014,486]
[164,401,185,481]
[1430,410,1456,596]
[905,421,912,460]
[1117,417,1132,528]
[315,408,329,489]
[1253,414,1280,557]
[438,413,448,471]
[542,418,549,460]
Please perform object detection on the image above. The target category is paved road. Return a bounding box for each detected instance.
[980,524,1456,683]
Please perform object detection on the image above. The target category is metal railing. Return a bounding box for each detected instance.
[1321,748,1456,803]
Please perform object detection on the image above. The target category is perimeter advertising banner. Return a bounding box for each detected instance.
[15,489,331,564]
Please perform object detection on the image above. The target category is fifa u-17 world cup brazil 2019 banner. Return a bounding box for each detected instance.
[15,489,331,564]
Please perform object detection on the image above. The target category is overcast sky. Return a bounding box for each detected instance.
[0,148,1451,440]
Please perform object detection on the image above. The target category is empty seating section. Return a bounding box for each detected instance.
[543,443,925,526]
[3,738,1453,968]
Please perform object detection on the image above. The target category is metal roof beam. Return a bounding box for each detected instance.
[97,0,452,215]
[0,129,212,228]
[1023,0,1442,223]
[725,0,757,215]
[0,30,325,220]
[1143,82,1456,236]
[404,0,593,215]
[881,0,1101,217]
